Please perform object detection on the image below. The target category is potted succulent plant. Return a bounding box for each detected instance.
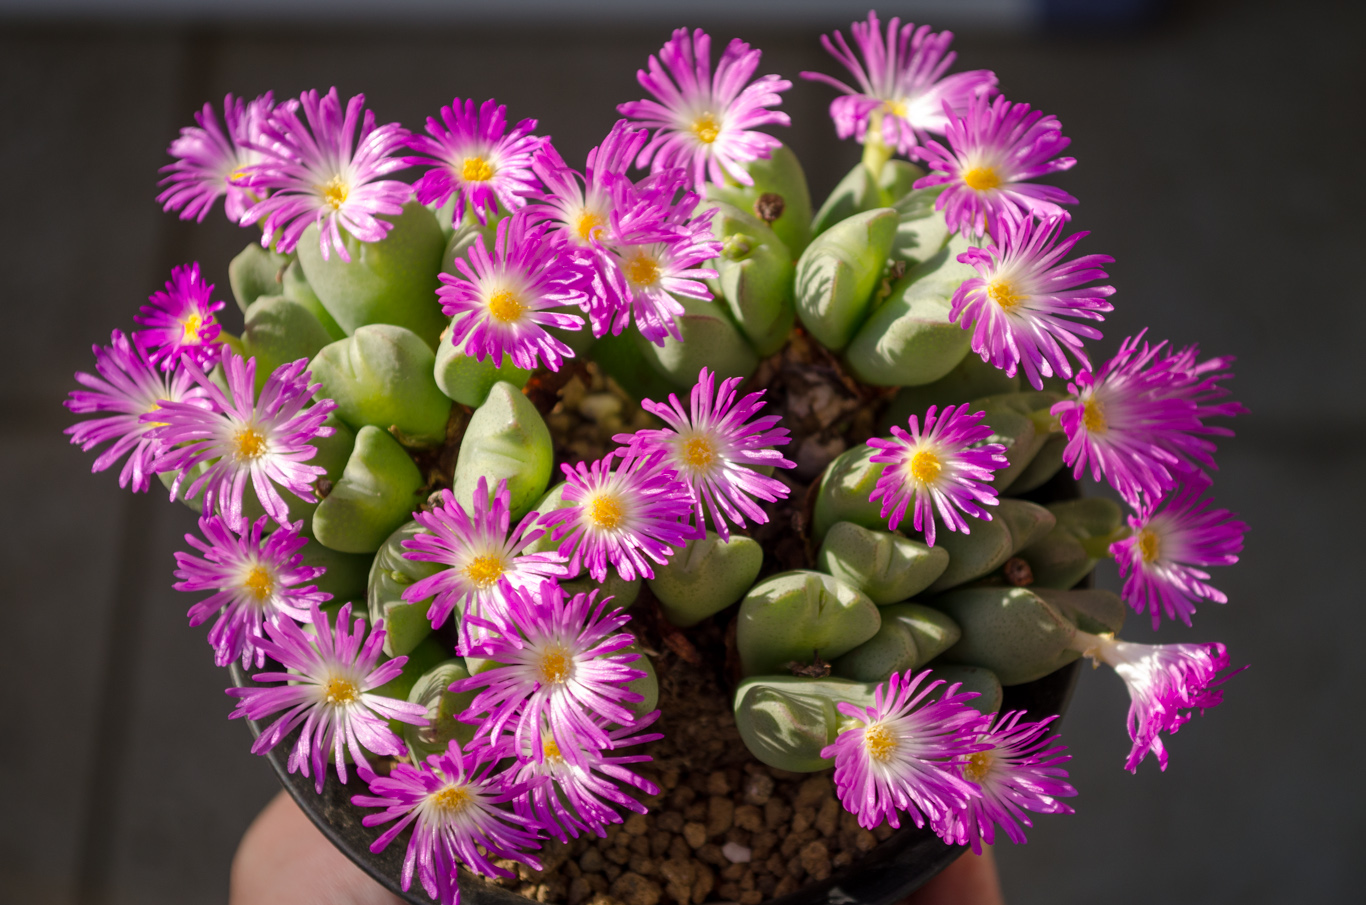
[65,11,1247,905]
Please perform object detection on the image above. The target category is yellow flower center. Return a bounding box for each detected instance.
[461,156,495,182]
[543,738,563,763]
[962,166,1001,192]
[682,436,716,471]
[863,724,898,763]
[882,99,909,118]
[987,279,1024,311]
[1137,528,1162,563]
[182,313,204,341]
[464,554,506,589]
[319,175,349,210]
[624,252,661,288]
[576,210,604,242]
[487,289,525,323]
[692,114,720,144]
[908,449,942,484]
[1082,399,1107,433]
[587,495,624,530]
[228,165,251,185]
[145,401,168,429]
[963,750,993,784]
[538,644,572,685]
[323,677,359,705]
[234,427,268,460]
[242,565,273,601]
[430,785,472,816]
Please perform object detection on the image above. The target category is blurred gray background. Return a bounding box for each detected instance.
[2,0,1362,902]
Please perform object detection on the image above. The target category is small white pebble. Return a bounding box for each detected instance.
[721,842,751,864]
[579,393,623,422]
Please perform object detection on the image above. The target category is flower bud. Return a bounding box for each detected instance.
[737,570,881,677]
[794,208,899,351]
[816,521,948,604]
[706,143,814,258]
[367,520,441,657]
[648,531,764,627]
[312,425,425,554]
[309,324,453,447]
[296,200,448,349]
[450,381,553,522]
[622,641,660,717]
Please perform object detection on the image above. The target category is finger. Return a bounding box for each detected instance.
[229,790,405,905]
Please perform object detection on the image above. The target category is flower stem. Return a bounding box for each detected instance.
[862,112,892,182]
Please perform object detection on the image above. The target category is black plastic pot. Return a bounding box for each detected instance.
[230,657,1080,905]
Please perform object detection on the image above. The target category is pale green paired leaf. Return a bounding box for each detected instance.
[737,570,881,677]
[281,260,346,340]
[895,603,962,662]
[733,675,879,772]
[920,512,1014,594]
[450,381,553,522]
[297,201,448,349]
[440,217,500,276]
[517,481,577,562]
[844,231,978,386]
[889,185,951,268]
[591,329,678,404]
[229,243,290,312]
[649,531,764,627]
[622,642,659,717]
[923,664,1003,715]
[1004,432,1067,495]
[297,511,372,604]
[995,498,1057,555]
[241,296,334,393]
[968,391,1065,489]
[1018,498,1124,590]
[880,354,1020,432]
[708,202,796,356]
[309,324,453,447]
[312,425,424,554]
[367,520,442,657]
[832,600,965,684]
[1036,587,1126,636]
[403,660,477,758]
[795,208,899,351]
[373,635,449,704]
[706,143,814,258]
[633,296,759,389]
[811,445,889,540]
[433,327,533,408]
[816,521,948,604]
[935,586,1079,685]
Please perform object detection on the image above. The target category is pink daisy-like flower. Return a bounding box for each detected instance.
[597,181,722,345]
[1052,331,1243,508]
[617,27,791,192]
[529,121,646,253]
[454,585,646,768]
[148,347,336,531]
[65,329,207,493]
[227,602,428,792]
[158,91,279,224]
[540,447,694,582]
[1112,476,1247,629]
[407,97,546,227]
[951,210,1114,390]
[505,712,663,842]
[241,88,412,262]
[401,477,569,634]
[914,94,1077,237]
[436,209,588,372]
[134,262,226,371]
[174,514,329,669]
[800,13,997,157]
[352,739,542,905]
[1071,629,1243,772]
[866,404,1009,545]
[945,712,1076,853]
[616,367,795,540]
[821,670,985,832]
